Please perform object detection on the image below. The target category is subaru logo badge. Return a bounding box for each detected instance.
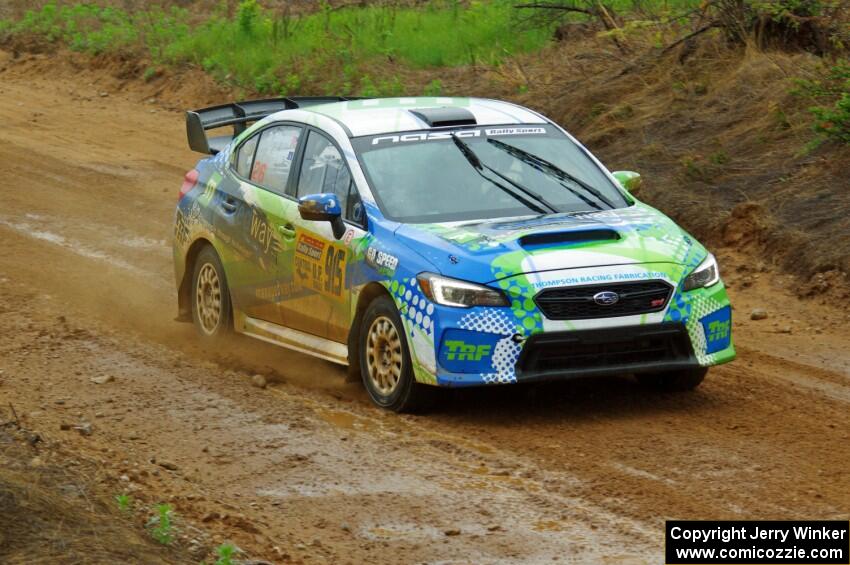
[593,291,619,306]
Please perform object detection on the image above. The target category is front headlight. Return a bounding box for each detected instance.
[417,273,509,308]
[682,253,720,291]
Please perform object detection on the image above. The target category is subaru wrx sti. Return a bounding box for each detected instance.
[173,97,734,411]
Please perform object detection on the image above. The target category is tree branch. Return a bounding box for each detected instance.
[2,402,20,428]
[514,3,595,16]
[661,22,719,53]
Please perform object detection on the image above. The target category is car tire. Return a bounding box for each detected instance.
[359,295,433,412]
[636,367,708,391]
[191,245,232,340]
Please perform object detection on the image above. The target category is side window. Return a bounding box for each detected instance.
[297,131,354,217]
[234,134,258,178]
[250,125,302,193]
[346,181,365,225]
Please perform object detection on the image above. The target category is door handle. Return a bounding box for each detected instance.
[278,224,296,239]
[221,198,238,213]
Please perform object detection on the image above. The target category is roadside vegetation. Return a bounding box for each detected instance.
[796,59,850,144]
[0,0,846,143]
[0,1,554,95]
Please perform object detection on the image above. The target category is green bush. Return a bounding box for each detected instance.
[237,0,260,36]
[796,60,850,144]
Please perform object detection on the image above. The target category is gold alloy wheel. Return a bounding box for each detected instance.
[366,315,403,396]
[195,262,222,335]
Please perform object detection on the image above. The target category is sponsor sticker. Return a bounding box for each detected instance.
[249,209,278,255]
[484,127,546,136]
[296,233,325,261]
[438,330,502,373]
[371,127,547,145]
[366,246,399,275]
[201,172,221,203]
[251,161,268,183]
[700,306,731,354]
[294,232,346,300]
[532,271,669,289]
[254,280,298,301]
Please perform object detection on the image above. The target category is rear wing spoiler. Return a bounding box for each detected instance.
[185,96,360,155]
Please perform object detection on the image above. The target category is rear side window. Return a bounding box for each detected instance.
[297,131,354,216]
[235,135,258,178]
[250,125,303,193]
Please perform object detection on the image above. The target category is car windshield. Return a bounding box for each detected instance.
[353,125,631,223]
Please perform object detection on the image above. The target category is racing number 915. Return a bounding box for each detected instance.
[324,247,345,296]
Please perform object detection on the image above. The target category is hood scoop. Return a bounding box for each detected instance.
[519,229,620,249]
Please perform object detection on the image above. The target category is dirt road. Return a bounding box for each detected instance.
[1,51,849,564]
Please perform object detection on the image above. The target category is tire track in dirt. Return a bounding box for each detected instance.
[0,233,657,563]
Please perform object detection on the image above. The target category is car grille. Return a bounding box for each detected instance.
[534,280,673,320]
[516,323,694,379]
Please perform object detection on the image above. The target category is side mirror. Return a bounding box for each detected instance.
[612,171,642,196]
[298,193,346,240]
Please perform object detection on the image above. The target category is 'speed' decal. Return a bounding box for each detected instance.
[294,231,346,300]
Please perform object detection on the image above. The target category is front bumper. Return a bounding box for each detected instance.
[390,274,735,387]
[515,322,700,383]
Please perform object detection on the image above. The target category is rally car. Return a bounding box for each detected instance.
[173,96,734,411]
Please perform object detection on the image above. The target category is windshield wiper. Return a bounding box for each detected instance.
[450,134,558,215]
[487,138,616,211]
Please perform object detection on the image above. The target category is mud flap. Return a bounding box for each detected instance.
[345,349,360,383]
[174,312,192,323]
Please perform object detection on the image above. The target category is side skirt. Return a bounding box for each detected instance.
[235,312,349,366]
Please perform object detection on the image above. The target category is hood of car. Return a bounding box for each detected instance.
[393,203,707,284]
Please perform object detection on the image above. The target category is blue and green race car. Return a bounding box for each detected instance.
[173,96,734,411]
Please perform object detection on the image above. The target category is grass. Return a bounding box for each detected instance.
[0,1,555,95]
[149,503,175,545]
[115,493,132,512]
[214,543,237,565]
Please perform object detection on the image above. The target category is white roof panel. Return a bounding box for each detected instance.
[277,97,548,137]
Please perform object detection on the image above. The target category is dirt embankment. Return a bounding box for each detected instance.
[0,36,849,565]
[0,423,194,564]
[516,42,850,287]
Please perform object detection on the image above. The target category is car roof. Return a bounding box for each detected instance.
[275,97,549,137]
